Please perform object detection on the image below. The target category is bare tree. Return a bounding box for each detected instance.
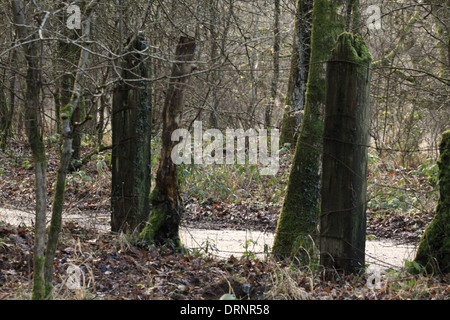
[11,0,47,300]
[140,36,196,247]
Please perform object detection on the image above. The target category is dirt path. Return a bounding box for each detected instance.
[180,228,417,268]
[1,207,418,269]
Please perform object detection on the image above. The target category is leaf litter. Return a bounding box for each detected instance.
[0,141,449,300]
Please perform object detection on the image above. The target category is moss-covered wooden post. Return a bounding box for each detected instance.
[415,130,450,274]
[272,0,346,261]
[140,36,196,247]
[319,32,372,274]
[111,35,152,234]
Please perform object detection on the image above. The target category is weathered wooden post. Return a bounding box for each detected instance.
[320,32,372,274]
[111,35,152,233]
[415,130,450,274]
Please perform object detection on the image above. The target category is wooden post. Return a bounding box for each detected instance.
[140,36,196,247]
[320,33,372,274]
[111,36,152,233]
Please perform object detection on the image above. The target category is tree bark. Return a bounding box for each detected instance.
[56,7,83,161]
[43,5,94,297]
[272,0,346,261]
[319,32,372,274]
[279,0,312,147]
[415,130,450,274]
[265,0,281,129]
[0,80,10,150]
[111,35,152,234]
[11,0,47,300]
[140,36,196,247]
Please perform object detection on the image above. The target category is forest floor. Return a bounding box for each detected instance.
[0,139,449,300]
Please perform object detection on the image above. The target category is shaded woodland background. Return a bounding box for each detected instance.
[0,0,447,157]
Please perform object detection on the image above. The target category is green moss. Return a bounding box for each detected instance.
[332,32,372,65]
[330,32,372,80]
[32,256,46,300]
[139,187,183,249]
[415,130,450,274]
[61,103,73,120]
[142,188,164,240]
[272,0,346,260]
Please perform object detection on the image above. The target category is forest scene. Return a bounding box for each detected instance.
[0,0,449,303]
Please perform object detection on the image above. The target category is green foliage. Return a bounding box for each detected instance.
[46,133,60,148]
[21,160,33,170]
[405,259,423,274]
[414,158,439,187]
[66,169,92,192]
[92,154,108,176]
[367,153,439,214]
[241,239,258,259]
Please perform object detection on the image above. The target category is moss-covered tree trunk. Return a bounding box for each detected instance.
[12,0,47,300]
[319,32,372,274]
[272,0,346,260]
[415,130,450,274]
[111,36,152,234]
[279,0,313,147]
[140,36,196,247]
[43,6,95,297]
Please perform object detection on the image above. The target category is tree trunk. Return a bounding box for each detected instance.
[279,0,312,147]
[43,6,94,297]
[208,0,219,128]
[415,130,450,274]
[319,32,372,274]
[71,104,83,165]
[0,80,10,150]
[272,0,346,261]
[1,48,17,150]
[265,0,281,129]
[140,36,196,247]
[12,0,47,300]
[56,10,82,161]
[111,36,152,234]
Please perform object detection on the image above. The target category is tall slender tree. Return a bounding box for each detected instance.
[44,3,96,296]
[265,0,281,129]
[11,0,47,300]
[279,0,313,147]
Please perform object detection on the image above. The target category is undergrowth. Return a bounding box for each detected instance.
[0,137,447,300]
